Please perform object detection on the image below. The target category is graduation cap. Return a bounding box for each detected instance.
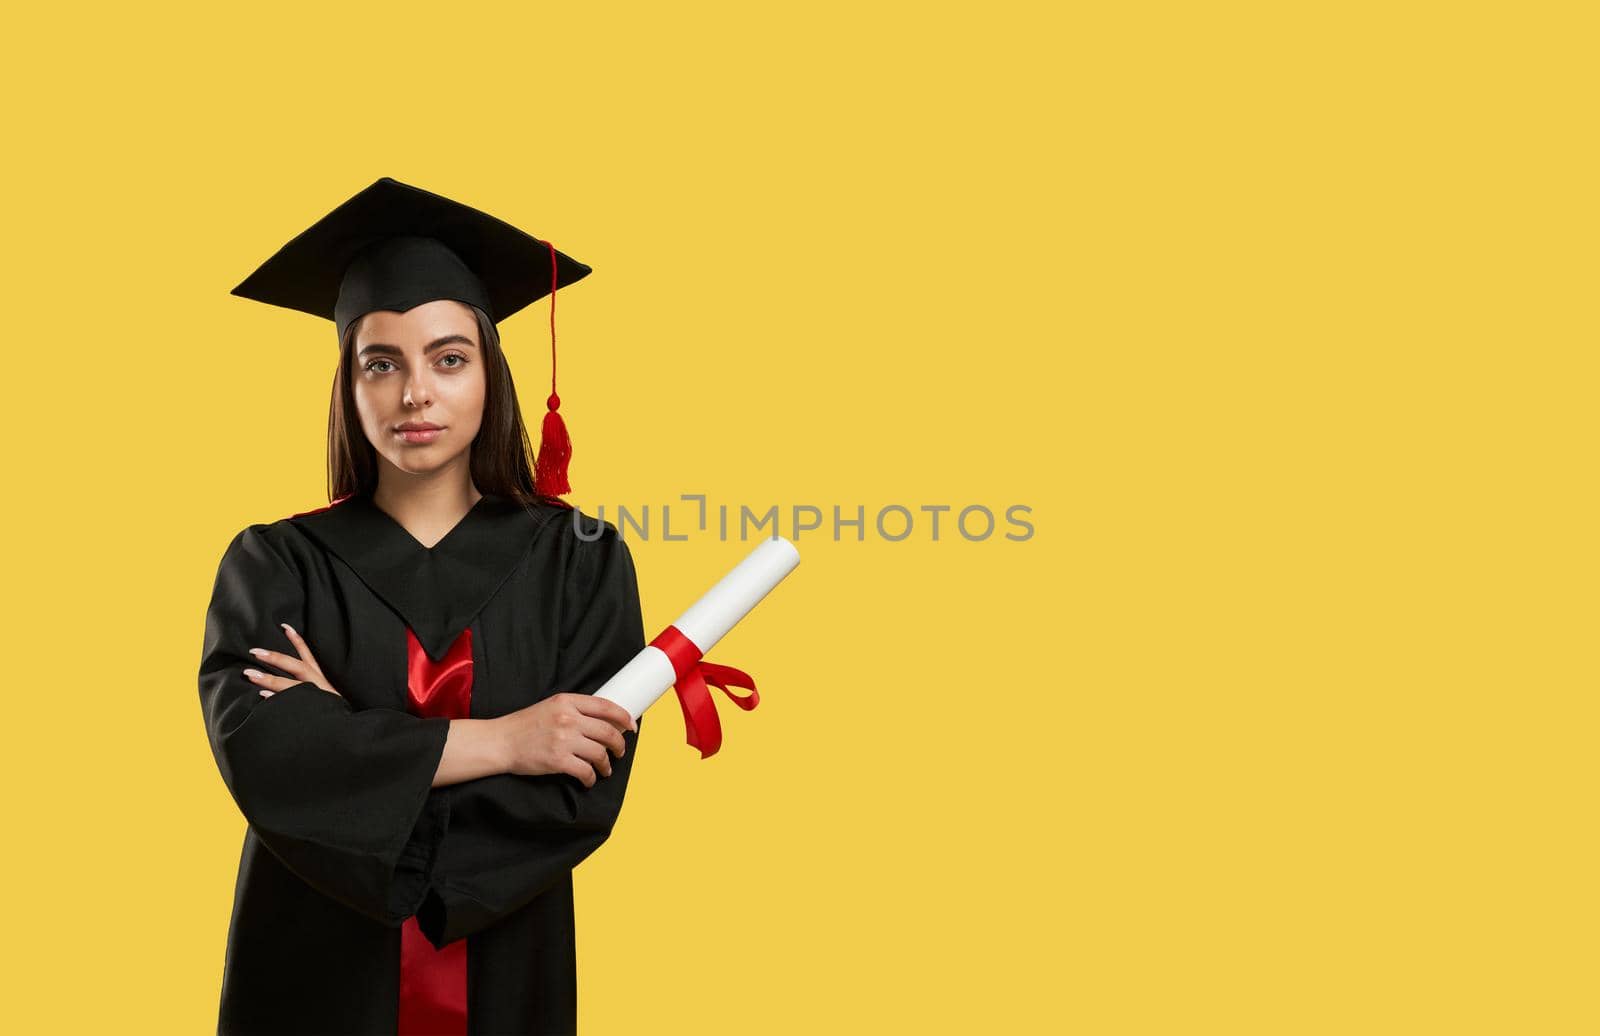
[230,176,590,496]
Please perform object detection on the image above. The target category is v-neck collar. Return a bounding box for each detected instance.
[288,490,558,660]
[367,492,494,553]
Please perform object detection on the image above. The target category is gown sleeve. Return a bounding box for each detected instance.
[198,525,453,926]
[413,521,647,948]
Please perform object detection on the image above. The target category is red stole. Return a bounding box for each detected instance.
[397,625,473,1035]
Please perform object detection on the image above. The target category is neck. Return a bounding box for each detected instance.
[371,460,483,547]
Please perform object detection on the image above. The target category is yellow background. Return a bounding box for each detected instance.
[3,2,1594,1032]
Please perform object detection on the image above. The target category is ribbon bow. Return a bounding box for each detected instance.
[650,625,759,758]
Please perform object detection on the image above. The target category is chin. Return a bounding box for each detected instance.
[383,448,464,476]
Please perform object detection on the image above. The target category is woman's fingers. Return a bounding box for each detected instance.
[568,693,638,733]
[246,647,308,680]
[578,716,628,759]
[251,624,342,698]
[560,755,599,788]
[568,736,612,779]
[243,668,304,696]
[566,741,608,780]
[280,623,320,667]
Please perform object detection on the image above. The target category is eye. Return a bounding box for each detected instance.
[439,353,469,369]
[364,358,396,374]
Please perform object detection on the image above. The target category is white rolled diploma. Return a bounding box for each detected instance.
[593,536,802,721]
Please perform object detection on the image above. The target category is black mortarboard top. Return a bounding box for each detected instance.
[230,176,588,496]
[230,176,591,342]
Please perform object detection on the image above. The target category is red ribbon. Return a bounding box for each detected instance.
[649,625,759,759]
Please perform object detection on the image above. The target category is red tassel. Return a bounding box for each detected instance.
[532,239,573,497]
[535,392,571,497]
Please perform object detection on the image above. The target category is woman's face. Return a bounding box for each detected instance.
[351,299,486,479]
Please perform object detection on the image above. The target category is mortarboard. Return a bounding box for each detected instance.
[230,176,589,496]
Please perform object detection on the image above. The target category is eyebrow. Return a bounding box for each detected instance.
[357,334,478,358]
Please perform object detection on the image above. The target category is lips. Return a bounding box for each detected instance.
[396,424,444,444]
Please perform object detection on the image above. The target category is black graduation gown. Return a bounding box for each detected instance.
[197,491,646,1035]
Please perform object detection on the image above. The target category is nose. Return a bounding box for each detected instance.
[402,369,432,409]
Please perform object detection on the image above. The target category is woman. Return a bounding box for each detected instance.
[200,177,644,1035]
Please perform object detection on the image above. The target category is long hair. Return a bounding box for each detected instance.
[326,304,570,514]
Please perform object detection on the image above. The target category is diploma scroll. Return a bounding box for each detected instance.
[594,536,801,757]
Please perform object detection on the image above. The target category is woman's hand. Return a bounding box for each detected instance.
[498,693,636,788]
[244,622,344,700]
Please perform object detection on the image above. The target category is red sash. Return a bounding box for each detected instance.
[398,625,473,1035]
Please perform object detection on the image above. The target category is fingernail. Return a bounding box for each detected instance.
[281,623,295,634]
[259,690,271,698]
[243,668,263,679]
[248,648,264,657]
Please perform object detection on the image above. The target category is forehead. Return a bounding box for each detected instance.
[356,298,480,345]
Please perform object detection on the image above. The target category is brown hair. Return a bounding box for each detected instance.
[326,304,570,513]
